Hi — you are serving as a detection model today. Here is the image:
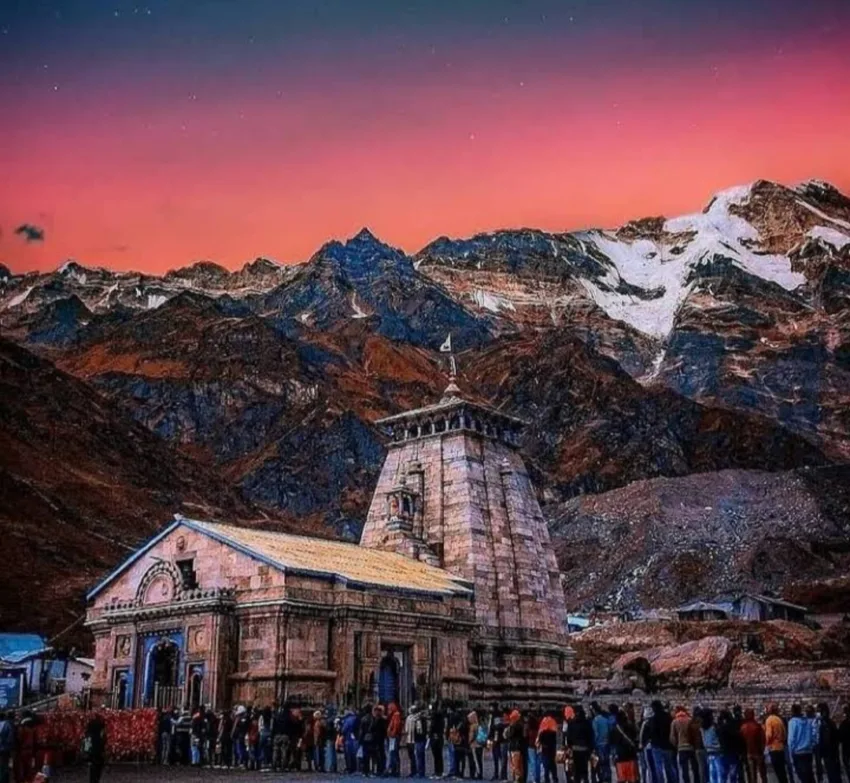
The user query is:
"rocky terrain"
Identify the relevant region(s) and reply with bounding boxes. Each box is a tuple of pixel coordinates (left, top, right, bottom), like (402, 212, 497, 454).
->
(2, 178, 850, 634)
(570, 618, 850, 695)
(550, 467, 850, 612)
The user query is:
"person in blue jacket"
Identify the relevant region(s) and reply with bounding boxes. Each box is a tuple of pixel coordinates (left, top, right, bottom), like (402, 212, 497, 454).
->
(788, 704, 815, 783)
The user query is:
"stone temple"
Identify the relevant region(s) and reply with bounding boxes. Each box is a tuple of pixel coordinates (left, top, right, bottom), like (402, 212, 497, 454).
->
(85, 385, 571, 710)
(361, 383, 571, 703)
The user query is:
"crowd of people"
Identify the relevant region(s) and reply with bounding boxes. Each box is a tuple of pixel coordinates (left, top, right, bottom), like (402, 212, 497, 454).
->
(2, 699, 850, 783)
(156, 699, 850, 783)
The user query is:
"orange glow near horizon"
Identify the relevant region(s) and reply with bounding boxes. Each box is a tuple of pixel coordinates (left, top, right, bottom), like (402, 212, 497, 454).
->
(2, 36, 849, 275)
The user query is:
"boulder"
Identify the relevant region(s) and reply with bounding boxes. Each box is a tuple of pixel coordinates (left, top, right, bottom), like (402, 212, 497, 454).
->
(613, 635, 737, 690)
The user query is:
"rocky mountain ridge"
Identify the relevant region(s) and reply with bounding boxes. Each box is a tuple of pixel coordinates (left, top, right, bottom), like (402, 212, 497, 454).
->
(2, 178, 850, 629)
(0, 337, 284, 638)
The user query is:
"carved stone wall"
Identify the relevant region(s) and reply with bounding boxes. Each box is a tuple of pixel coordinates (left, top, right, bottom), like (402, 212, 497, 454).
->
(361, 405, 568, 643)
(86, 521, 477, 710)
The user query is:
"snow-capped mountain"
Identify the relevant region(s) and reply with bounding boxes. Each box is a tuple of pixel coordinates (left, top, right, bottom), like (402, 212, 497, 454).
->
(4, 179, 848, 345)
(0, 256, 299, 325)
(416, 179, 850, 340)
(3, 178, 850, 632)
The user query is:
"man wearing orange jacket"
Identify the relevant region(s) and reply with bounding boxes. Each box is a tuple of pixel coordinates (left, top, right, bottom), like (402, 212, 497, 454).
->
(765, 705, 789, 783)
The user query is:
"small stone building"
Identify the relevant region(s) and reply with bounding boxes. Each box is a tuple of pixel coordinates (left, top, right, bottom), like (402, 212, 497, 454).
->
(85, 386, 572, 709)
(677, 594, 808, 625)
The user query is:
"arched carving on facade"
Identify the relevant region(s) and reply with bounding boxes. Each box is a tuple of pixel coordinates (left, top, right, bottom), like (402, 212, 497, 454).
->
(136, 560, 182, 606)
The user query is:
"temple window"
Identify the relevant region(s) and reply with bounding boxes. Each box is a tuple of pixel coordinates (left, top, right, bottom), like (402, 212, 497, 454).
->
(176, 558, 197, 590)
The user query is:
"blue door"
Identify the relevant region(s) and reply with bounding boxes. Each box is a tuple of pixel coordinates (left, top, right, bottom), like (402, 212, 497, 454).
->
(378, 654, 399, 705)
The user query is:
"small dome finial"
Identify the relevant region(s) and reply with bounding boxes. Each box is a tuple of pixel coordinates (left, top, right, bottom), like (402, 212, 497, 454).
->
(441, 381, 462, 403)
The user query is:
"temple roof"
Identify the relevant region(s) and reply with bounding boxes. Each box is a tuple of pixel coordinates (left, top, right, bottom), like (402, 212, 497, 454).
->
(376, 387, 526, 429)
(87, 517, 472, 600)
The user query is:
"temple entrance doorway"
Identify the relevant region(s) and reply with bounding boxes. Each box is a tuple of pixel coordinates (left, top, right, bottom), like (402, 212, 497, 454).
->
(146, 638, 180, 707)
(187, 664, 204, 711)
(378, 645, 412, 710)
(112, 669, 131, 709)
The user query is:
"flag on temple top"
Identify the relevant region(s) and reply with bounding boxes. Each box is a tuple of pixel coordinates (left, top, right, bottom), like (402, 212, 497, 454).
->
(439, 334, 452, 353)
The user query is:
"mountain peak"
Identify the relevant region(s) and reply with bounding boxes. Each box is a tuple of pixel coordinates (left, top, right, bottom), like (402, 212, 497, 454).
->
(57, 259, 88, 275)
(351, 227, 379, 243)
(165, 260, 231, 281)
(313, 228, 408, 275)
(243, 256, 282, 271)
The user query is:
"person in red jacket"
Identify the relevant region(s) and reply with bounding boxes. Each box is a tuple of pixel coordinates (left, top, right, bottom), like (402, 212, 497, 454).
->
(740, 709, 767, 783)
(387, 703, 404, 777)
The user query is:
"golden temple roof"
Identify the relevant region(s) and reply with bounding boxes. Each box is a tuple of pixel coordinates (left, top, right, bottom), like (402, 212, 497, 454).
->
(184, 518, 472, 596)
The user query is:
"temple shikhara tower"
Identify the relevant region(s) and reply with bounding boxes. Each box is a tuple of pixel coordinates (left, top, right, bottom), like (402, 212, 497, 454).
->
(84, 375, 571, 710)
(361, 381, 571, 703)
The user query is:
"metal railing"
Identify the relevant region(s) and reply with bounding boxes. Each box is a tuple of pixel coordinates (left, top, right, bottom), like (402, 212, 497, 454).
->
(149, 684, 184, 710)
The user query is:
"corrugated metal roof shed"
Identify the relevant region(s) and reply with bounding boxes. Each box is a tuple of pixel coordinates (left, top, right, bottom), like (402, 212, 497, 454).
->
(0, 633, 47, 661)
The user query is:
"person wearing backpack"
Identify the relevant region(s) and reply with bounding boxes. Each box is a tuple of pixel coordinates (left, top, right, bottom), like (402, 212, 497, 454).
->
(470, 710, 487, 780)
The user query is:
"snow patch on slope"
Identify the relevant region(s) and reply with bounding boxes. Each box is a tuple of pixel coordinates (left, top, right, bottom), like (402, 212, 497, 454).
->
(577, 185, 806, 338)
(146, 294, 168, 309)
(808, 226, 850, 250)
(797, 200, 850, 230)
(350, 292, 368, 319)
(471, 289, 516, 313)
(96, 283, 119, 310)
(577, 230, 691, 339)
(5, 286, 35, 309)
